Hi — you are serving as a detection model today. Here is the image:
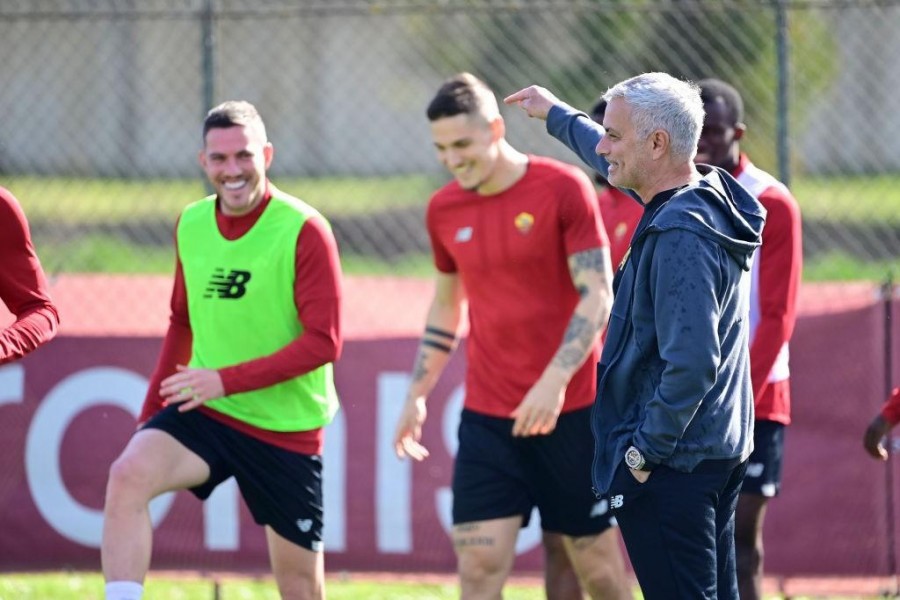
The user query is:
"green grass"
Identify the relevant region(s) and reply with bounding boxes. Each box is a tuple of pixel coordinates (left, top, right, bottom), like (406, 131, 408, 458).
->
(6, 172, 900, 225)
(10, 173, 899, 280)
(804, 252, 898, 283)
(0, 572, 543, 600)
(0, 571, 888, 599)
(7, 173, 441, 224)
(791, 173, 900, 224)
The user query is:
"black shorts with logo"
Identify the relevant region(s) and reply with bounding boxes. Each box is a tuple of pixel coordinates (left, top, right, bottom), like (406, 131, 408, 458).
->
(143, 404, 324, 551)
(741, 419, 786, 497)
(452, 406, 616, 537)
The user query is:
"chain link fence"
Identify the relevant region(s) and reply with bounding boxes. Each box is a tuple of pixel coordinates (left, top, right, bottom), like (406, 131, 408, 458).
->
(1, 0, 900, 589)
(1, 0, 898, 290)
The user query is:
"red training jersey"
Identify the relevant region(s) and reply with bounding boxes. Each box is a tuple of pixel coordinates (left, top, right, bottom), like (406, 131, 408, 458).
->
(596, 185, 643, 271)
(735, 154, 803, 424)
(139, 184, 343, 454)
(427, 155, 609, 417)
(0, 187, 60, 364)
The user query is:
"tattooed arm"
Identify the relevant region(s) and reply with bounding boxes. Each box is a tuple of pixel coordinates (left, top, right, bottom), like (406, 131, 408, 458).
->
(511, 246, 614, 437)
(393, 271, 465, 460)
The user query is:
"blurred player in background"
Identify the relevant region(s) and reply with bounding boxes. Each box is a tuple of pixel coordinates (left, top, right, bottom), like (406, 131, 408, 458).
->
(394, 73, 632, 600)
(863, 387, 900, 460)
(540, 94, 643, 600)
(696, 78, 803, 600)
(0, 186, 59, 364)
(101, 101, 342, 600)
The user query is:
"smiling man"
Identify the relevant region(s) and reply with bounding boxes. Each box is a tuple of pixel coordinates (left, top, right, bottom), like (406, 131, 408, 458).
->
(101, 101, 343, 600)
(505, 73, 766, 600)
(393, 73, 631, 600)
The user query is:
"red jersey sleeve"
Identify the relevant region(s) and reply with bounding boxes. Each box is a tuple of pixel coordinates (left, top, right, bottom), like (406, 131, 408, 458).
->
(218, 216, 343, 394)
(558, 168, 608, 257)
(0, 188, 60, 365)
(882, 388, 900, 426)
(139, 230, 192, 424)
(750, 186, 802, 400)
(427, 191, 457, 274)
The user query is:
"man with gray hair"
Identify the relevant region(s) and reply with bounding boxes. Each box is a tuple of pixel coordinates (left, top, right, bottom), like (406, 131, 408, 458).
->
(505, 73, 765, 599)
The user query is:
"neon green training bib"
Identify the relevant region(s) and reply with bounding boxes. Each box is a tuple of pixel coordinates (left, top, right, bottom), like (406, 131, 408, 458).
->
(176, 189, 339, 432)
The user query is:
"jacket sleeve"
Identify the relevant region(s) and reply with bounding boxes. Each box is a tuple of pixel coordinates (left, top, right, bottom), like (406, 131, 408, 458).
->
(546, 103, 612, 179)
(634, 230, 723, 461)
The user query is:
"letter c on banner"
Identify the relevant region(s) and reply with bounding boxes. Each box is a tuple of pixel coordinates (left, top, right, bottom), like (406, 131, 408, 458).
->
(24, 367, 175, 547)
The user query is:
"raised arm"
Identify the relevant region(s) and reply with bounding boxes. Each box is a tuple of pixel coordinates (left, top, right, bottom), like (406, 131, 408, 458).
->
(394, 271, 465, 460)
(504, 85, 612, 179)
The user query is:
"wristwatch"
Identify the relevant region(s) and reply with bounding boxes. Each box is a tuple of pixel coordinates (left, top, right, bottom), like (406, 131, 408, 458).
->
(625, 445, 653, 471)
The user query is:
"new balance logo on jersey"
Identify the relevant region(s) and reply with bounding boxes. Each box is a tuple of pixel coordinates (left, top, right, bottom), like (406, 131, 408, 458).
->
(590, 499, 609, 518)
(610, 494, 624, 509)
(204, 268, 251, 299)
(454, 226, 473, 242)
(746, 462, 765, 478)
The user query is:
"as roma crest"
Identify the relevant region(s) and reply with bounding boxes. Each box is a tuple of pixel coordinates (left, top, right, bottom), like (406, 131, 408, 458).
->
(514, 211, 535, 234)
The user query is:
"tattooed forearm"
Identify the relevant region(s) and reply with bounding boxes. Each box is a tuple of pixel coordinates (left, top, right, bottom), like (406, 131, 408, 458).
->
(554, 314, 595, 369)
(571, 247, 606, 273)
(411, 349, 429, 383)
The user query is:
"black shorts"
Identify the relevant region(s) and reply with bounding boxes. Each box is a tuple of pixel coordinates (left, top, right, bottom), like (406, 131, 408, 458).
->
(143, 405, 324, 551)
(741, 419, 785, 497)
(452, 407, 616, 537)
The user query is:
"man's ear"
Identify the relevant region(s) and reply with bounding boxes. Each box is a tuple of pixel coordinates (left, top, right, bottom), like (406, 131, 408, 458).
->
(490, 116, 506, 142)
(734, 122, 747, 142)
(263, 142, 275, 169)
(650, 129, 669, 159)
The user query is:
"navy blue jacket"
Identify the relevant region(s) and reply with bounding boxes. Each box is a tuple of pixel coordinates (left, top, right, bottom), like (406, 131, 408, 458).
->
(547, 104, 766, 494)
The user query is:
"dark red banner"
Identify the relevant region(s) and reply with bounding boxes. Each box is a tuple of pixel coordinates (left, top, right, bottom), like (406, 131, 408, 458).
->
(0, 281, 898, 577)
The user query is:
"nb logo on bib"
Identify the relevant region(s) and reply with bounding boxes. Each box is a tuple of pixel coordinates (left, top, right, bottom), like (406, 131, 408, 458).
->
(205, 268, 252, 299)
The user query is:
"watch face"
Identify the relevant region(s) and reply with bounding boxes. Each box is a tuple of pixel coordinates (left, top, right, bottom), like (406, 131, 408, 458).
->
(625, 446, 642, 469)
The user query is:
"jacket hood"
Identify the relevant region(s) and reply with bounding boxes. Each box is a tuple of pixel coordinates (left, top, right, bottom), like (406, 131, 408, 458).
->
(647, 165, 766, 270)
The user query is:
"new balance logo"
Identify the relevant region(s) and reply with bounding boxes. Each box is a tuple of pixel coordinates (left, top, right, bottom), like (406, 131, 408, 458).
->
(610, 494, 624, 509)
(590, 499, 609, 517)
(746, 462, 765, 478)
(204, 268, 251, 299)
(454, 226, 473, 242)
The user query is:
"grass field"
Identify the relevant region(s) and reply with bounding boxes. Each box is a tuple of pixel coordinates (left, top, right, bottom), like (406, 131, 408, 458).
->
(7, 172, 900, 223)
(0, 571, 893, 599)
(0, 572, 544, 600)
(7, 173, 899, 281)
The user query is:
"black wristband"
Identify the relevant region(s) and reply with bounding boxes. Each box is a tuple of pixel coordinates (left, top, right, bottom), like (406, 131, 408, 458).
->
(422, 339, 453, 353)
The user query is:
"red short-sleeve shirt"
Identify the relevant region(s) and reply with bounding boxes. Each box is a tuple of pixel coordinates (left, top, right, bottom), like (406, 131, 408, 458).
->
(427, 156, 608, 417)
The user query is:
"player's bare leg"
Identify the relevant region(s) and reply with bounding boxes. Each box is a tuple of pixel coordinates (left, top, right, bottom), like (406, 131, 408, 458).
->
(543, 531, 585, 600)
(266, 526, 325, 600)
(453, 516, 520, 600)
(735, 493, 768, 600)
(565, 529, 633, 599)
(102, 429, 210, 584)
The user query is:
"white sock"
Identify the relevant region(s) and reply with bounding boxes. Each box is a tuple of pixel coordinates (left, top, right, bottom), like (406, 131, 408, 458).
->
(105, 581, 143, 600)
